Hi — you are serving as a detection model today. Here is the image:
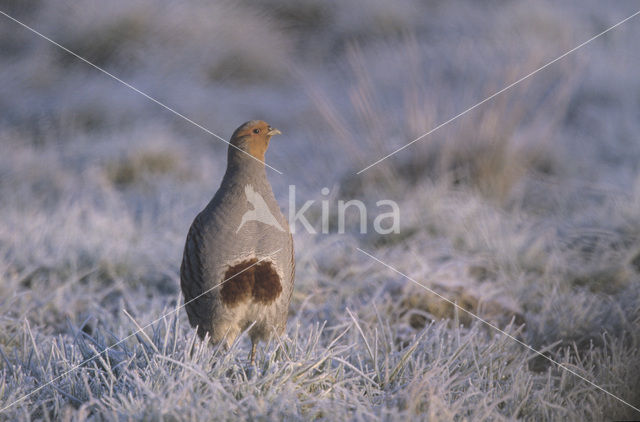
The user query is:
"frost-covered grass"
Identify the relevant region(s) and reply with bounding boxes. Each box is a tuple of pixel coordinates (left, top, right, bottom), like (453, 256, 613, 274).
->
(1, 0, 640, 420)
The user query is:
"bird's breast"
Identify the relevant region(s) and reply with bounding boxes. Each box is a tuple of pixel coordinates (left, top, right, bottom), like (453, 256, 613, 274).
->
(220, 257, 283, 308)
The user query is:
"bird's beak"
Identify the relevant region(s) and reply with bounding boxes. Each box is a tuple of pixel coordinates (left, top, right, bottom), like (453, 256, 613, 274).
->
(267, 128, 282, 136)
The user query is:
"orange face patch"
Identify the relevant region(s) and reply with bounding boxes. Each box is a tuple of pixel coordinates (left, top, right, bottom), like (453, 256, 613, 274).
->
(221, 259, 283, 307)
(246, 138, 270, 161)
(229, 120, 280, 162)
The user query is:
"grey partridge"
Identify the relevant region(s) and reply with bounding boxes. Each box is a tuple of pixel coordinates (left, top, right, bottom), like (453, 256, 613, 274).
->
(180, 120, 295, 365)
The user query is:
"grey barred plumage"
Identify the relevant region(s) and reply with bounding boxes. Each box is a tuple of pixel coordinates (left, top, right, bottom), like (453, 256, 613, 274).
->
(180, 120, 294, 365)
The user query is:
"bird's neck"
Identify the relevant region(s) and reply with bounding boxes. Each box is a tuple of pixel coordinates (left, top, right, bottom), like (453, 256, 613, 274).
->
(222, 153, 269, 189)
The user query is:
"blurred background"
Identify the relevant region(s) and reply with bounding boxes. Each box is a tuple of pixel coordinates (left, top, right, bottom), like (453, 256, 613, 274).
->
(1, 0, 639, 419)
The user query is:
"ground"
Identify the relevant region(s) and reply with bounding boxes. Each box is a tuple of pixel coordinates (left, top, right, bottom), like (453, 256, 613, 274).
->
(1, 0, 639, 420)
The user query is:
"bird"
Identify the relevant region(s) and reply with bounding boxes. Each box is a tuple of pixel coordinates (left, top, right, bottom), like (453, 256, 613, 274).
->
(180, 120, 295, 366)
(236, 184, 285, 234)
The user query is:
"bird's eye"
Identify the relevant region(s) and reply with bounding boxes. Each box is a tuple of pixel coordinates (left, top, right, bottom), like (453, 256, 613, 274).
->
(253, 129, 260, 134)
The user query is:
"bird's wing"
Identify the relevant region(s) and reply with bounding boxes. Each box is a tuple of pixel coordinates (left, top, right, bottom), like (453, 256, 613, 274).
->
(180, 213, 216, 334)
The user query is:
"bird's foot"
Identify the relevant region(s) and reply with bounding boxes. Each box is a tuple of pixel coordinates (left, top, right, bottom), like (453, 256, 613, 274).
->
(246, 342, 258, 379)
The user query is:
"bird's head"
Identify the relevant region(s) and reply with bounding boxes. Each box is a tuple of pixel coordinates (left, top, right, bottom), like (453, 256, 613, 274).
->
(229, 120, 281, 162)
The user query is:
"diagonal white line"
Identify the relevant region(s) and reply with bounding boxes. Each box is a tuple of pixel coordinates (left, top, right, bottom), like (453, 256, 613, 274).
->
(356, 247, 640, 414)
(0, 10, 283, 175)
(357, 9, 640, 175)
(0, 249, 282, 413)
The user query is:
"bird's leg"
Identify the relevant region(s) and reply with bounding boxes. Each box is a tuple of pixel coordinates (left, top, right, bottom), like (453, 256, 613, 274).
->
(249, 341, 257, 367)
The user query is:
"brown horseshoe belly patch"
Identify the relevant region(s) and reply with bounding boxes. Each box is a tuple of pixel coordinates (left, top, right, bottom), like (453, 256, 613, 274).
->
(220, 258, 282, 307)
